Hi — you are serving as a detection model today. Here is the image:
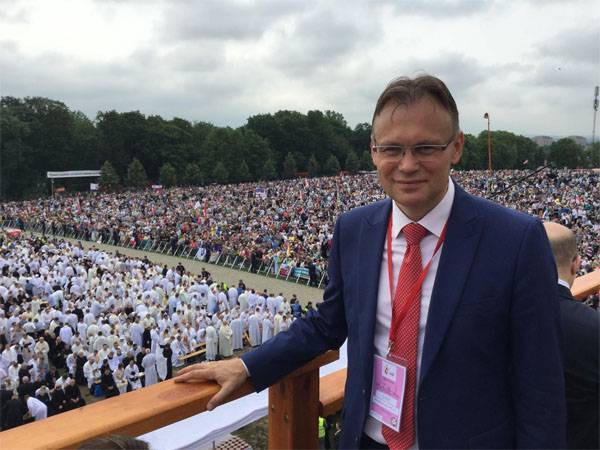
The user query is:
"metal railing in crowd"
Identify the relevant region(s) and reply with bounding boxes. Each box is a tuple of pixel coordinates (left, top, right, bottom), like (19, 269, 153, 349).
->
(1, 219, 328, 289)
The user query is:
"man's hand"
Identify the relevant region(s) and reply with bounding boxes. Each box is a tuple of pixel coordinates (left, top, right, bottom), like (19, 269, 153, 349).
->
(174, 358, 249, 411)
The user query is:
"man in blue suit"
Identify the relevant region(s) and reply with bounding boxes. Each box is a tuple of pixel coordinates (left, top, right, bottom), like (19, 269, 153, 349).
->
(176, 75, 565, 448)
(544, 222, 599, 449)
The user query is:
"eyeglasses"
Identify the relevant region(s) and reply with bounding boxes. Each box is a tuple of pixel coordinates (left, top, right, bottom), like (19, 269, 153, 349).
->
(371, 135, 456, 162)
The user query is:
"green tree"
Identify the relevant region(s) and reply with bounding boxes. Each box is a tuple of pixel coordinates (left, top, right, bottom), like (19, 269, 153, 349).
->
(350, 122, 372, 156)
(548, 138, 585, 168)
(126, 158, 148, 188)
(282, 152, 297, 178)
(99, 161, 120, 190)
(97, 110, 148, 180)
(344, 150, 360, 173)
(237, 128, 274, 179)
(212, 161, 229, 183)
(238, 160, 251, 182)
(182, 163, 203, 185)
(307, 154, 320, 177)
(159, 163, 177, 187)
(360, 151, 374, 171)
(455, 133, 484, 170)
(583, 142, 600, 168)
(324, 154, 341, 175)
(263, 158, 277, 180)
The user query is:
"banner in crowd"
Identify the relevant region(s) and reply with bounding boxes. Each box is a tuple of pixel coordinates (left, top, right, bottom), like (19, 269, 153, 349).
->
(291, 267, 310, 280)
(255, 187, 267, 199)
(46, 170, 101, 179)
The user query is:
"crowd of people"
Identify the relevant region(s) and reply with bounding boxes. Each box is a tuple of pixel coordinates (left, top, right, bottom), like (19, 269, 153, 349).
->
(0, 168, 597, 433)
(0, 236, 312, 430)
(0, 169, 598, 284)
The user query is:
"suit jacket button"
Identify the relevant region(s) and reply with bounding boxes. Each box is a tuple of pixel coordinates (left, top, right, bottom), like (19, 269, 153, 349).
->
(362, 388, 366, 395)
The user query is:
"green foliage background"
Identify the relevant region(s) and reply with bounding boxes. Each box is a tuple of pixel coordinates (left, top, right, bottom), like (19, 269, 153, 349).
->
(1, 96, 597, 200)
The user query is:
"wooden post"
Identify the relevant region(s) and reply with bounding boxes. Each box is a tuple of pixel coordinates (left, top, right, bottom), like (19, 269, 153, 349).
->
(267, 351, 338, 449)
(269, 369, 319, 449)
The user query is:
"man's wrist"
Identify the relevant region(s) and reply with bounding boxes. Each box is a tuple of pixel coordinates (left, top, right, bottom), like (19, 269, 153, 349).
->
(238, 357, 251, 377)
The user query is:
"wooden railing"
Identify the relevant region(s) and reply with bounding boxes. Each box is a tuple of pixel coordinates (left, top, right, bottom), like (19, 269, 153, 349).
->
(0, 351, 338, 450)
(571, 270, 600, 300)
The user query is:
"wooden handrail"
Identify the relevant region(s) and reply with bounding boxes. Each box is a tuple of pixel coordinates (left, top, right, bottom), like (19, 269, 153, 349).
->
(571, 270, 600, 300)
(319, 368, 347, 418)
(0, 351, 338, 450)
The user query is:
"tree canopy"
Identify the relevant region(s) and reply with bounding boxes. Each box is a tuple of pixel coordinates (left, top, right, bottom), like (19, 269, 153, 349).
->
(1, 95, 595, 201)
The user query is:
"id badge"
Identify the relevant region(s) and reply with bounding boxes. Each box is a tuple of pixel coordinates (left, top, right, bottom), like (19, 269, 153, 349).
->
(368, 354, 407, 432)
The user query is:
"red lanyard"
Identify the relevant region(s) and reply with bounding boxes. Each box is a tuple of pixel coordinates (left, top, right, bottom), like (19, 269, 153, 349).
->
(386, 215, 448, 348)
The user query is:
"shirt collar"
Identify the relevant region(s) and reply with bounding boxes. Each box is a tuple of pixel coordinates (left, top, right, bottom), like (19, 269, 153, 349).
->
(392, 177, 455, 239)
(557, 278, 570, 289)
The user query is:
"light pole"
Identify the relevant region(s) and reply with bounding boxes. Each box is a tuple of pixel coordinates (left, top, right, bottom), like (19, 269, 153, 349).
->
(483, 112, 492, 172)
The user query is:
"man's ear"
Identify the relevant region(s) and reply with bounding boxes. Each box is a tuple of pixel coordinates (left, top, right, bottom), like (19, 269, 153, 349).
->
(570, 254, 581, 277)
(450, 131, 464, 165)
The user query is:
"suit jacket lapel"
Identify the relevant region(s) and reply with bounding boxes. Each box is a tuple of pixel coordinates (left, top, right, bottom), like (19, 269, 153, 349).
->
(419, 185, 484, 385)
(357, 199, 391, 379)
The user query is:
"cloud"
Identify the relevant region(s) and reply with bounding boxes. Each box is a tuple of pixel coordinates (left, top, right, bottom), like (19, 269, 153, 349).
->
(0, 0, 29, 23)
(537, 26, 600, 66)
(159, 0, 306, 42)
(380, 0, 495, 18)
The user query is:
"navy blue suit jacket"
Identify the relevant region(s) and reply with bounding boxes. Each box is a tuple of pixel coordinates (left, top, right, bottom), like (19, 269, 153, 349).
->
(242, 184, 566, 449)
(558, 284, 599, 449)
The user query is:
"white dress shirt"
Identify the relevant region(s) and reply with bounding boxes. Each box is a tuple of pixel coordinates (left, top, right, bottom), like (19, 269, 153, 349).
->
(365, 179, 455, 444)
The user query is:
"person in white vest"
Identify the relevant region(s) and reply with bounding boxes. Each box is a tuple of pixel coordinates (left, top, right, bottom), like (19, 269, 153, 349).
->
(205, 324, 218, 361)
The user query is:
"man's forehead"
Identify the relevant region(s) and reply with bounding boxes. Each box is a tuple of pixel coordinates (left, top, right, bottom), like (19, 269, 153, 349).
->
(372, 96, 453, 139)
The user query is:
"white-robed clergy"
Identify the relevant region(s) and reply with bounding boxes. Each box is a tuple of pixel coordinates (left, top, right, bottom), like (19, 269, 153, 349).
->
(248, 311, 261, 347)
(218, 321, 234, 357)
(231, 317, 243, 351)
(273, 312, 283, 335)
(205, 324, 218, 361)
(124, 360, 142, 390)
(261, 315, 273, 344)
(170, 337, 184, 368)
(113, 365, 128, 394)
(155, 346, 168, 381)
(141, 349, 158, 386)
(83, 356, 97, 390)
(26, 394, 48, 421)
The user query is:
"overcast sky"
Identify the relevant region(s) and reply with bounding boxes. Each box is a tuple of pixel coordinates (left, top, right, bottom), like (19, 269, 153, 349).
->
(1, 0, 598, 137)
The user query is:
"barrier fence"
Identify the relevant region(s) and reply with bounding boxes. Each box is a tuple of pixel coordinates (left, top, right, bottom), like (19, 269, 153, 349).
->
(0, 220, 328, 289)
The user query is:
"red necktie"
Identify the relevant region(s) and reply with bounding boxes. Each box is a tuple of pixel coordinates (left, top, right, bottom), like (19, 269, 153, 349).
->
(383, 222, 428, 450)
